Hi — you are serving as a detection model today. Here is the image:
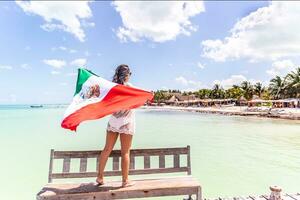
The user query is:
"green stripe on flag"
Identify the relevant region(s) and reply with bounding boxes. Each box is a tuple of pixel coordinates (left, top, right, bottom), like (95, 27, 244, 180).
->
(74, 68, 99, 96)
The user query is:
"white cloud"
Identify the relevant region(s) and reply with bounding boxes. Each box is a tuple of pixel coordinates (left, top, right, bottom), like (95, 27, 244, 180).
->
(0, 65, 12, 70)
(175, 76, 189, 85)
(202, 2, 300, 62)
(175, 76, 203, 91)
(52, 46, 77, 53)
(266, 59, 296, 76)
(43, 59, 66, 68)
(70, 58, 87, 66)
(213, 75, 264, 89)
(213, 75, 247, 89)
(21, 64, 31, 70)
(69, 49, 77, 53)
(197, 62, 205, 69)
(51, 70, 61, 75)
(112, 1, 205, 42)
(16, 1, 93, 42)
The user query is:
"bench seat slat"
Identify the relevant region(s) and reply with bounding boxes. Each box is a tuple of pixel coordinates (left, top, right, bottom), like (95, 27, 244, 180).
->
(37, 176, 200, 200)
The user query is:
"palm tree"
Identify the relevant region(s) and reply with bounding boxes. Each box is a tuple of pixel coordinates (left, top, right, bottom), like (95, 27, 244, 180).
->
(196, 89, 211, 99)
(240, 81, 253, 100)
(210, 84, 225, 99)
(269, 76, 287, 99)
(286, 67, 300, 98)
(225, 87, 243, 99)
(254, 82, 264, 97)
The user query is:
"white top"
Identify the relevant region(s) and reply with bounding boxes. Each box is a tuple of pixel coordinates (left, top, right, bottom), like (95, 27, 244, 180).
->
(106, 82, 135, 135)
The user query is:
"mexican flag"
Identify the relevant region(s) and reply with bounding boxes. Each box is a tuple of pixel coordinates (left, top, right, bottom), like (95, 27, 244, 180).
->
(61, 68, 153, 131)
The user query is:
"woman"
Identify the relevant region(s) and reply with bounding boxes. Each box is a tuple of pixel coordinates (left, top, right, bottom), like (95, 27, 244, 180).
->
(96, 64, 136, 187)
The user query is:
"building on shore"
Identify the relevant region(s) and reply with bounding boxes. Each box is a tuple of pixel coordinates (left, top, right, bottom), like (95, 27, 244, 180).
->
(236, 96, 248, 106)
(155, 92, 300, 109)
(165, 93, 236, 107)
(272, 98, 300, 108)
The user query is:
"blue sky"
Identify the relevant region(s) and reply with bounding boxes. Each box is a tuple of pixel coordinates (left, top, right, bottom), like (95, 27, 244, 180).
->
(1, 1, 300, 104)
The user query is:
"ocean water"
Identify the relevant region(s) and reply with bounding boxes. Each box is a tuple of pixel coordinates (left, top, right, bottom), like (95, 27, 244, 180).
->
(1, 105, 300, 200)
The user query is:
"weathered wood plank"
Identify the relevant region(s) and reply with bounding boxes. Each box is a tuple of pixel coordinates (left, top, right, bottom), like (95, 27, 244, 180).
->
(249, 195, 267, 200)
(79, 157, 87, 172)
(260, 194, 269, 200)
(113, 156, 119, 171)
(286, 193, 300, 200)
(159, 155, 165, 168)
(130, 155, 135, 169)
(48, 149, 54, 183)
(233, 196, 250, 200)
(53, 147, 188, 159)
(62, 158, 70, 173)
(51, 167, 189, 179)
(96, 156, 100, 171)
(37, 176, 200, 200)
(173, 154, 180, 168)
(144, 155, 150, 169)
(187, 145, 191, 175)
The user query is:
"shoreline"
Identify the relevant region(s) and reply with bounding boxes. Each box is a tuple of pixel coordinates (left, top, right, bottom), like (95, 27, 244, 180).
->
(142, 105, 300, 121)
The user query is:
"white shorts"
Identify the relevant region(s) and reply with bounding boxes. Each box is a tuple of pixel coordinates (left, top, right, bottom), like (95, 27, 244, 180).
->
(106, 109, 135, 135)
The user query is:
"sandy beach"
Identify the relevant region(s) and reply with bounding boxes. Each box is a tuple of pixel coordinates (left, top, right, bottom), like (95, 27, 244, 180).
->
(142, 105, 300, 120)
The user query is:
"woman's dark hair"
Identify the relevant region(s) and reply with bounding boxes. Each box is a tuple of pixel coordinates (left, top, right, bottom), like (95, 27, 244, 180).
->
(112, 64, 131, 85)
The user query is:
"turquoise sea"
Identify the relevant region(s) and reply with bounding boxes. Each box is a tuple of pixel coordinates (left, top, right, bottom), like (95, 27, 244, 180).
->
(1, 105, 300, 200)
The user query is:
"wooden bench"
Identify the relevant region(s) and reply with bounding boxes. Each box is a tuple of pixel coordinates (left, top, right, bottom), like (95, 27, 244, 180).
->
(37, 145, 201, 200)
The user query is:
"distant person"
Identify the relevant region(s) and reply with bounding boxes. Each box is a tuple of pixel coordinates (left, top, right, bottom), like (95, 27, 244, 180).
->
(96, 64, 135, 187)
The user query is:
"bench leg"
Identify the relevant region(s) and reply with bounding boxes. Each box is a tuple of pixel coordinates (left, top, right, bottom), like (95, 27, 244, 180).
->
(196, 187, 202, 200)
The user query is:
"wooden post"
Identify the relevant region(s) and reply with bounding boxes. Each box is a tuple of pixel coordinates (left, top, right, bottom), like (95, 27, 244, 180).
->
(187, 145, 191, 175)
(269, 186, 282, 200)
(48, 149, 54, 183)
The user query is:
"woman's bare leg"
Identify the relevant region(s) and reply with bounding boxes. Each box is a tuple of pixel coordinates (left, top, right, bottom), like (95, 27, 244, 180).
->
(120, 133, 133, 184)
(96, 131, 119, 183)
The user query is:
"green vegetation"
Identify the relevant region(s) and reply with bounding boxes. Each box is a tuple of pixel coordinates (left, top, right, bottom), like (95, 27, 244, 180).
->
(153, 67, 300, 102)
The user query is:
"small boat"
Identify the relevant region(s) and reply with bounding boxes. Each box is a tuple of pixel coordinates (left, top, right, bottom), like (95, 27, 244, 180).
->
(30, 105, 43, 108)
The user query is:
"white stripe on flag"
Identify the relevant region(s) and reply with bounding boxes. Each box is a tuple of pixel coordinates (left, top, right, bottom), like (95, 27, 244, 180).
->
(63, 75, 116, 118)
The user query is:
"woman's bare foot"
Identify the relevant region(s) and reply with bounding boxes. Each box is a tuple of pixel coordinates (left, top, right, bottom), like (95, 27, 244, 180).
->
(122, 180, 135, 187)
(96, 177, 104, 185)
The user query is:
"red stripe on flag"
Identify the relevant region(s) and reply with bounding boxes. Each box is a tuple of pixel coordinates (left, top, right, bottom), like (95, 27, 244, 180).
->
(61, 84, 153, 131)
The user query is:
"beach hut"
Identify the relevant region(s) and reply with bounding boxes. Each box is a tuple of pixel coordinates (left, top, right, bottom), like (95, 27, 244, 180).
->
(165, 95, 177, 105)
(272, 98, 300, 108)
(248, 95, 271, 107)
(165, 94, 197, 106)
(237, 96, 247, 106)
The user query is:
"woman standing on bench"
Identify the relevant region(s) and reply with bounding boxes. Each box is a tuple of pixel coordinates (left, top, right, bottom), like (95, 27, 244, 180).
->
(96, 64, 136, 187)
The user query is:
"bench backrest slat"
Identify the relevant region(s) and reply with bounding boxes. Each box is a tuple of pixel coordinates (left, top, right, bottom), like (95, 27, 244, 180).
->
(48, 146, 191, 183)
(159, 155, 165, 168)
(62, 158, 71, 173)
(79, 157, 87, 172)
(112, 156, 119, 171)
(144, 155, 150, 169)
(130, 154, 135, 169)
